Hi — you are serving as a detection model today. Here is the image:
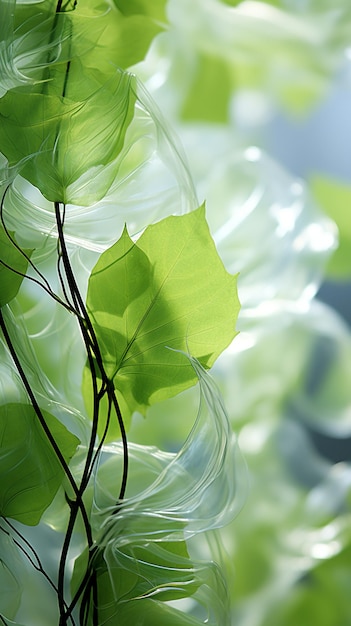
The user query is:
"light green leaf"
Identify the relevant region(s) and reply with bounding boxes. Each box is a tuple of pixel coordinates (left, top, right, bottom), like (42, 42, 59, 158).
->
(181, 54, 232, 123)
(0, 69, 136, 204)
(0, 403, 80, 525)
(310, 175, 351, 279)
(113, 0, 167, 22)
(75, 0, 166, 72)
(0, 225, 32, 307)
(84, 205, 239, 437)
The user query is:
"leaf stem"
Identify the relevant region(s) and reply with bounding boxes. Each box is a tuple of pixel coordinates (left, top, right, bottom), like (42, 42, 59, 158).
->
(0, 186, 76, 315)
(0, 308, 93, 625)
(54, 202, 130, 622)
(0, 521, 76, 626)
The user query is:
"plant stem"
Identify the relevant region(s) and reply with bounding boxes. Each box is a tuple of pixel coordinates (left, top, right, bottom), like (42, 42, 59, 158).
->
(0, 521, 76, 626)
(0, 308, 93, 625)
(54, 203, 130, 623)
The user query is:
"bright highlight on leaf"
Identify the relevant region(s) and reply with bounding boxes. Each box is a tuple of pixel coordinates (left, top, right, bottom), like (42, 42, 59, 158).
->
(84, 205, 240, 436)
(0, 403, 80, 525)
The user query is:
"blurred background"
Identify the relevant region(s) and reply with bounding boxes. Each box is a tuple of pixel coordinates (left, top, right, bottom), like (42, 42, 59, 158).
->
(130, 2, 351, 624)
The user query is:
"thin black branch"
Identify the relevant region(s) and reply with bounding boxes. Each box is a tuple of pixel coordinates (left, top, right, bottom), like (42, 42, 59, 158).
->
(0, 186, 76, 315)
(0, 521, 76, 626)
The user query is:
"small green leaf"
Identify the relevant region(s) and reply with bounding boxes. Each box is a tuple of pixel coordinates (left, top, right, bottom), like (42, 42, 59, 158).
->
(181, 54, 232, 123)
(0, 69, 136, 204)
(84, 205, 239, 438)
(0, 403, 80, 525)
(0, 225, 32, 307)
(310, 174, 351, 279)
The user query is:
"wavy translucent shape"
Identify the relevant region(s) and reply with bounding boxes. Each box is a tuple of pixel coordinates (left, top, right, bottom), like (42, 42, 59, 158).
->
(202, 148, 337, 308)
(0, 76, 198, 408)
(93, 357, 247, 542)
(214, 297, 351, 439)
(305, 461, 351, 523)
(1, 76, 196, 252)
(0, 528, 25, 621)
(283, 460, 351, 565)
(0, 0, 145, 97)
(1, 306, 90, 446)
(218, 413, 351, 626)
(0, 520, 63, 626)
(80, 357, 247, 624)
(0, 0, 74, 96)
(162, 0, 346, 114)
(287, 300, 351, 437)
(97, 538, 230, 625)
(168, 0, 326, 55)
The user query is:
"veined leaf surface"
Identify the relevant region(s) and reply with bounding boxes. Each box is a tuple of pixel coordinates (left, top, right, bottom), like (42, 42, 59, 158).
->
(84, 205, 239, 437)
(0, 69, 136, 204)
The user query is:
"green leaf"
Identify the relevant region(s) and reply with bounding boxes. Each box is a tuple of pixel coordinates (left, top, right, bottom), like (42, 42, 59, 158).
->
(113, 0, 167, 22)
(97, 596, 205, 626)
(0, 225, 32, 307)
(0, 403, 80, 525)
(181, 54, 232, 123)
(0, 69, 136, 204)
(77, 0, 166, 71)
(0, 1, 165, 203)
(72, 543, 204, 626)
(310, 175, 351, 280)
(84, 205, 239, 438)
(97, 14, 163, 70)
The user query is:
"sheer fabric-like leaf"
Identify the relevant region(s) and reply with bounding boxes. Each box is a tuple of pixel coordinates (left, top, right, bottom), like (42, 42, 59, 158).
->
(73, 357, 247, 625)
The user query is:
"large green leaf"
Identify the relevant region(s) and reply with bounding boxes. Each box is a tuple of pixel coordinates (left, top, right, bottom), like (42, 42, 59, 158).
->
(84, 205, 239, 437)
(0, 225, 32, 307)
(0, 403, 80, 525)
